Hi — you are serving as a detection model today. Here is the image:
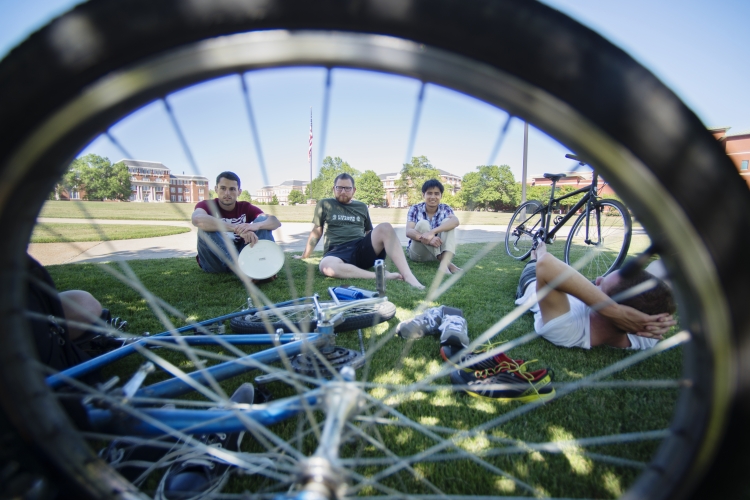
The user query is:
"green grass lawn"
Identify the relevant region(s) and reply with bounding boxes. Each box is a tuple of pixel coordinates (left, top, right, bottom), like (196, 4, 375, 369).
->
(31, 223, 190, 243)
(40, 200, 514, 225)
(47, 240, 678, 498)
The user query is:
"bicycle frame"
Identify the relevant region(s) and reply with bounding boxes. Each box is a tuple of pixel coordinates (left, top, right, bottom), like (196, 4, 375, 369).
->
(531, 172, 602, 243)
(48, 296, 386, 434)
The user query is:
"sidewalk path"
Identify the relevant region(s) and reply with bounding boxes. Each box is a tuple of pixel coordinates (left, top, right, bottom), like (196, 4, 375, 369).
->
(29, 218, 507, 266)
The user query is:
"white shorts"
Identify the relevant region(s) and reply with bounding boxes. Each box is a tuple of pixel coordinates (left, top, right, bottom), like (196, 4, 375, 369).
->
(516, 280, 657, 350)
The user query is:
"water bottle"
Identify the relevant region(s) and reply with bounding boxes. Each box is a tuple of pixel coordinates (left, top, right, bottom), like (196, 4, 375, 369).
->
(374, 259, 385, 297)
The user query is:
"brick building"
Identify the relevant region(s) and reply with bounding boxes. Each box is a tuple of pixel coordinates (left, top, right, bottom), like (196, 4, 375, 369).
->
(527, 171, 615, 196)
(255, 179, 309, 205)
(122, 159, 209, 203)
(378, 169, 462, 207)
(711, 127, 750, 188)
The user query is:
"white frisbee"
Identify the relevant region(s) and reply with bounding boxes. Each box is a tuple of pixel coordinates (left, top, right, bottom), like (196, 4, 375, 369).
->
(237, 240, 285, 280)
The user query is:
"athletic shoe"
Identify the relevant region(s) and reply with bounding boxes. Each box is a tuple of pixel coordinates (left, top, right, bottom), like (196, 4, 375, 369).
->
(162, 383, 256, 499)
(440, 344, 550, 380)
(396, 305, 463, 339)
(449, 361, 554, 403)
(75, 308, 130, 355)
(438, 315, 470, 348)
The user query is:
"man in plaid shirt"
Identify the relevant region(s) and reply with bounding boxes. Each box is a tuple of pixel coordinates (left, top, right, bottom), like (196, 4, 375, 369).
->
(405, 179, 461, 275)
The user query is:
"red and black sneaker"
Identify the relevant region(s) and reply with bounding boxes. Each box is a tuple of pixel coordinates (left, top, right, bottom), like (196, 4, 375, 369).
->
(443, 344, 553, 402)
(441, 344, 547, 377)
(449, 365, 555, 403)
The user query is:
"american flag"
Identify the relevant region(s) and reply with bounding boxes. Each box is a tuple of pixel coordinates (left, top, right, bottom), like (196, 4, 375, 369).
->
(308, 111, 313, 162)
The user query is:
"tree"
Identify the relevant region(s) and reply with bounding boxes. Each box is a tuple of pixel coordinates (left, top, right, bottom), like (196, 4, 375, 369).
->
(238, 190, 252, 202)
(458, 165, 519, 211)
(441, 190, 465, 210)
(395, 156, 440, 206)
(288, 189, 306, 205)
(61, 154, 132, 201)
(356, 170, 386, 206)
(307, 156, 361, 201)
(270, 194, 280, 205)
(209, 189, 217, 199)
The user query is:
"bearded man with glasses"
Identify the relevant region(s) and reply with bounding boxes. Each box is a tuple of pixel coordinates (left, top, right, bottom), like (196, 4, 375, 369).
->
(295, 173, 424, 289)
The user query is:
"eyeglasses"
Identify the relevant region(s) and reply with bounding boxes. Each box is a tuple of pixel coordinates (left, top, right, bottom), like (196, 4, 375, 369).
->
(334, 186, 353, 192)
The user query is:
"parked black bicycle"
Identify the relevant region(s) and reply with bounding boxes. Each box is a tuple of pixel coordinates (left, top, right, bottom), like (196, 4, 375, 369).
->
(505, 154, 632, 280)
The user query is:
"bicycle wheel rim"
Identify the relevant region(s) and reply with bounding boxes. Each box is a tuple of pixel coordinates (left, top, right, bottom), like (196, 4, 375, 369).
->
(505, 201, 544, 260)
(0, 1, 748, 499)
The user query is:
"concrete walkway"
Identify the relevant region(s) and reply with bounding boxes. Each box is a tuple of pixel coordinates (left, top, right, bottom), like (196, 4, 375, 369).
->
(29, 218, 507, 266)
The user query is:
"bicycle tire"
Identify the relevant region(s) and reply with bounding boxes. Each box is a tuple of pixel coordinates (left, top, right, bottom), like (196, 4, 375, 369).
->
(229, 301, 397, 334)
(505, 200, 544, 260)
(563, 199, 632, 280)
(0, 0, 748, 499)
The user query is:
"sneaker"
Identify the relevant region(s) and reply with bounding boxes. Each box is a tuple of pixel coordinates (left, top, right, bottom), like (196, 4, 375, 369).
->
(396, 305, 464, 339)
(450, 365, 555, 403)
(162, 383, 255, 499)
(438, 315, 470, 348)
(75, 308, 130, 355)
(440, 344, 550, 380)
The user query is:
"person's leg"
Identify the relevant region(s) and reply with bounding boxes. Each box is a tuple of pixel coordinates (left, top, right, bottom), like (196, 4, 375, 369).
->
(197, 229, 241, 273)
(319, 255, 402, 280)
(369, 223, 424, 289)
(59, 290, 103, 341)
(436, 226, 460, 273)
(516, 260, 538, 299)
(252, 214, 276, 242)
(408, 220, 439, 262)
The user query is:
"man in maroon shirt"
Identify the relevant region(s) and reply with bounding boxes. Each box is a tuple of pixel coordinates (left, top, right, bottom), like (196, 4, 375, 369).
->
(192, 172, 281, 273)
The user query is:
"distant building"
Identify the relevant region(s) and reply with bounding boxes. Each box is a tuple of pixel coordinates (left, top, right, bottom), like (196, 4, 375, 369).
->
(526, 171, 615, 196)
(711, 126, 750, 188)
(379, 169, 462, 207)
(255, 180, 309, 205)
(122, 159, 209, 203)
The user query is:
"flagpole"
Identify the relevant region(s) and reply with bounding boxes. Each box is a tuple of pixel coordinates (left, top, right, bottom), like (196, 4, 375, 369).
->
(308, 107, 313, 203)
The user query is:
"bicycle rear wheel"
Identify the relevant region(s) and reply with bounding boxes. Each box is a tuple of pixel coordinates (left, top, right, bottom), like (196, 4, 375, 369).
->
(229, 301, 397, 334)
(564, 199, 632, 280)
(1, 1, 749, 499)
(505, 200, 544, 260)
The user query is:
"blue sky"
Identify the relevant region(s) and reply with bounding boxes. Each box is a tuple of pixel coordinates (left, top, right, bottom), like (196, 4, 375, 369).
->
(2, 0, 748, 195)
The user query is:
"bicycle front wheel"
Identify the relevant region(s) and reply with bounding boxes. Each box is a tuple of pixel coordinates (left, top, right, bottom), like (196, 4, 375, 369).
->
(564, 199, 632, 280)
(229, 301, 397, 333)
(505, 200, 544, 260)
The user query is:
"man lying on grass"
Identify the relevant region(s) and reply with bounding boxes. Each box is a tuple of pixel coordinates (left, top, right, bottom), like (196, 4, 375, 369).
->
(439, 241, 676, 402)
(516, 241, 676, 350)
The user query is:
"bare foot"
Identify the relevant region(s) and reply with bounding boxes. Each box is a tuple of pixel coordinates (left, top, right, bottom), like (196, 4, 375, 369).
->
(448, 263, 462, 274)
(385, 271, 404, 281)
(403, 274, 425, 290)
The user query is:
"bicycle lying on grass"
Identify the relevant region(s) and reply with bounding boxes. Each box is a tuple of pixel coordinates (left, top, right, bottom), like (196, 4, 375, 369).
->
(2, 0, 750, 498)
(506, 154, 632, 280)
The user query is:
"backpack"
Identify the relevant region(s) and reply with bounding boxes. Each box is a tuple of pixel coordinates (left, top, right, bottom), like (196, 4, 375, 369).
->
(25, 255, 92, 372)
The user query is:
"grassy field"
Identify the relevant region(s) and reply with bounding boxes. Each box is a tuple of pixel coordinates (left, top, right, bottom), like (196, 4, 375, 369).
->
(40, 200, 513, 225)
(31, 223, 190, 243)
(47, 239, 677, 498)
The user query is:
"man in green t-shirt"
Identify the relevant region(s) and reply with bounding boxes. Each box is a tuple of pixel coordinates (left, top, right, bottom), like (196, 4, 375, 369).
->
(295, 174, 424, 289)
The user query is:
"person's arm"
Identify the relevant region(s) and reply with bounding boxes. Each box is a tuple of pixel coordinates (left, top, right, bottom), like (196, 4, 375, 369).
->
(235, 214, 281, 236)
(192, 208, 234, 232)
(535, 242, 674, 337)
(405, 221, 421, 241)
(294, 225, 324, 259)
